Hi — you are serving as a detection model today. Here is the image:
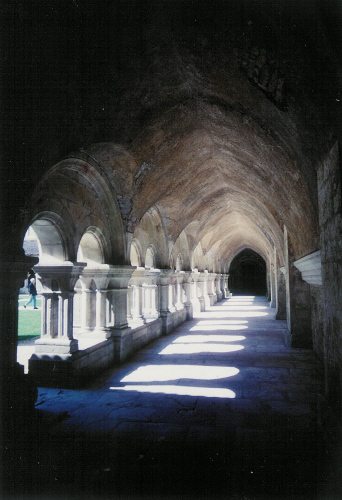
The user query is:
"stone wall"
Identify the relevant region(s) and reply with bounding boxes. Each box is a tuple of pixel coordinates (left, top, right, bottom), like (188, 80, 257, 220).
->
(318, 142, 342, 413)
(310, 286, 324, 363)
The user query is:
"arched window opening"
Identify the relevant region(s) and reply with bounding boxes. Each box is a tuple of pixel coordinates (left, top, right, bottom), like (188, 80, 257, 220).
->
(29, 219, 65, 264)
(130, 241, 141, 267)
(176, 254, 183, 271)
(145, 246, 155, 269)
(229, 249, 267, 295)
(77, 231, 104, 265)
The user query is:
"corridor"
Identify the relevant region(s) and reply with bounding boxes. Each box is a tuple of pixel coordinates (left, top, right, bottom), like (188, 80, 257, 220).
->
(13, 296, 325, 500)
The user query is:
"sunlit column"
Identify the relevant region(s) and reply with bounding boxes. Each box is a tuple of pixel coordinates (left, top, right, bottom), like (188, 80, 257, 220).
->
(129, 283, 143, 326)
(142, 283, 159, 321)
(220, 274, 225, 298)
(80, 289, 94, 332)
(183, 271, 193, 320)
(197, 272, 206, 311)
(208, 273, 217, 306)
(215, 274, 222, 301)
(191, 269, 201, 314)
(95, 289, 110, 338)
(175, 271, 185, 311)
(158, 269, 175, 335)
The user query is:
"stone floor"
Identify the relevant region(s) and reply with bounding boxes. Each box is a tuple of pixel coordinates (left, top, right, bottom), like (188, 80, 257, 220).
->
(10, 296, 327, 499)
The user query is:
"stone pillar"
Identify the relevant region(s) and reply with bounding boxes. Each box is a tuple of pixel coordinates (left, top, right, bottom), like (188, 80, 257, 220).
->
(224, 273, 231, 297)
(220, 274, 226, 298)
(283, 227, 312, 347)
(0, 258, 39, 497)
(29, 262, 86, 386)
(95, 289, 110, 337)
(175, 271, 185, 311)
(32, 263, 86, 356)
(142, 269, 160, 321)
(269, 248, 277, 308)
(276, 267, 287, 320)
(215, 274, 223, 301)
(183, 271, 194, 320)
(190, 270, 201, 314)
(158, 269, 175, 335)
(0, 258, 39, 409)
(107, 266, 135, 363)
(208, 273, 217, 305)
(197, 272, 206, 311)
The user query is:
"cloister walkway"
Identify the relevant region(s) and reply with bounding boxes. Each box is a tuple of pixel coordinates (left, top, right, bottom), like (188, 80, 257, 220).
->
(14, 296, 325, 499)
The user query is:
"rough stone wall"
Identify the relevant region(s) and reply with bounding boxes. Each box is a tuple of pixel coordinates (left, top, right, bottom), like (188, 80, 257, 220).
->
(310, 286, 324, 363)
(318, 142, 342, 412)
(276, 271, 286, 320)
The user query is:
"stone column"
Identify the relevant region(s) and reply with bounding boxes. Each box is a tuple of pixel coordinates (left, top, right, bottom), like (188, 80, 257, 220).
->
(0, 258, 39, 497)
(269, 249, 277, 308)
(158, 269, 175, 335)
(190, 270, 201, 314)
(276, 267, 287, 320)
(283, 226, 312, 347)
(29, 262, 86, 386)
(107, 266, 135, 363)
(215, 274, 223, 301)
(128, 270, 144, 327)
(175, 271, 185, 311)
(0, 258, 39, 410)
(183, 271, 193, 320)
(208, 273, 217, 306)
(33, 263, 86, 356)
(197, 272, 206, 311)
(220, 274, 226, 298)
(92, 267, 113, 339)
(225, 273, 232, 298)
(142, 269, 160, 322)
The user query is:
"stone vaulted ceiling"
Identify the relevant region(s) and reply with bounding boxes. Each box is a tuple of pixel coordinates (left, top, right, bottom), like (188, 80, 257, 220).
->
(4, 0, 339, 264)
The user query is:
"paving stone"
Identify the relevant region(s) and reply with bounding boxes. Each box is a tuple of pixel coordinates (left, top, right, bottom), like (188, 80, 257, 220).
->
(26, 296, 324, 498)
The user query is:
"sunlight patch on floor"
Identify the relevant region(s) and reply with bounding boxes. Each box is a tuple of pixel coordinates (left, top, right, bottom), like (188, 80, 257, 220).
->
(121, 365, 239, 382)
(110, 384, 236, 398)
(175, 334, 246, 342)
(159, 343, 244, 355)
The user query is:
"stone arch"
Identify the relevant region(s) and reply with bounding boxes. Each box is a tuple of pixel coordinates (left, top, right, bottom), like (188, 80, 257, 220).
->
(191, 242, 205, 271)
(77, 227, 106, 265)
(28, 156, 126, 265)
(176, 254, 183, 271)
(145, 245, 157, 269)
(172, 230, 191, 271)
(229, 248, 267, 295)
(130, 239, 142, 267)
(27, 212, 70, 264)
(132, 205, 169, 269)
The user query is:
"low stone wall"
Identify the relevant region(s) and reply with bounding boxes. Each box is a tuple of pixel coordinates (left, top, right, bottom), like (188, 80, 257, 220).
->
(29, 309, 188, 387)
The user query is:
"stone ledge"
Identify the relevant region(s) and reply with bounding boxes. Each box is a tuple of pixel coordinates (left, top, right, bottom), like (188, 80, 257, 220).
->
(294, 251, 322, 286)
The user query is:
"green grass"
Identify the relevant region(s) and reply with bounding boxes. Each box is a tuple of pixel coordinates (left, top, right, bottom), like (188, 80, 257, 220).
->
(18, 295, 42, 341)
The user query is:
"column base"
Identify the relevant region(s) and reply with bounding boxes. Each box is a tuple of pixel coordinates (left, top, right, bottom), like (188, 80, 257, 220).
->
(199, 297, 206, 312)
(29, 354, 75, 388)
(185, 302, 193, 321)
(110, 326, 133, 363)
(34, 337, 79, 354)
(160, 311, 174, 335)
